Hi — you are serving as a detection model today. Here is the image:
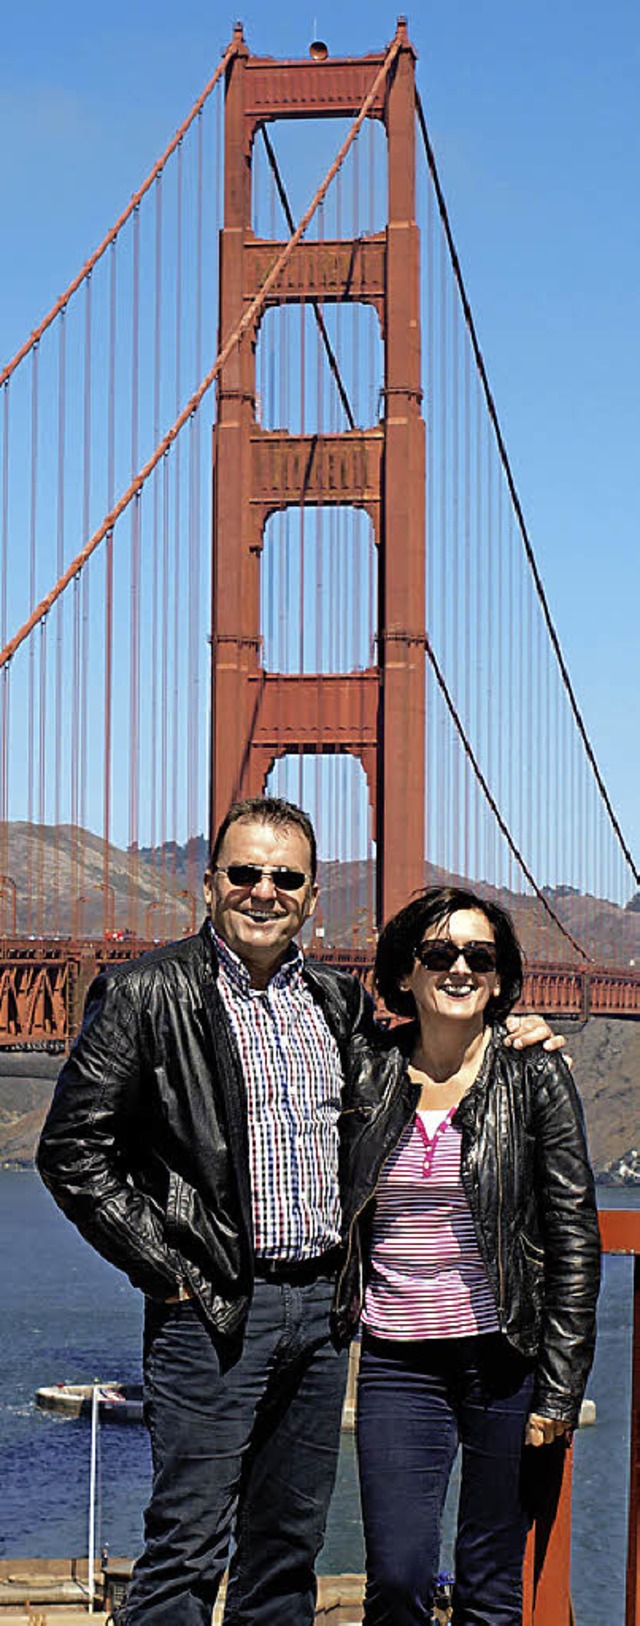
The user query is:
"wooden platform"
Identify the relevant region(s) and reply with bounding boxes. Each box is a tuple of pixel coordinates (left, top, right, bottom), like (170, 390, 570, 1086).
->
(0, 1561, 365, 1622)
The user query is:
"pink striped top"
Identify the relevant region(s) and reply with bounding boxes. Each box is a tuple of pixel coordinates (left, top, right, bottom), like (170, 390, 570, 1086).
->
(362, 1108, 499, 1340)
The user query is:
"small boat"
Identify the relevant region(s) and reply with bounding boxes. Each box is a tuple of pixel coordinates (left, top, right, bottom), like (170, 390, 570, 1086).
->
(35, 1380, 143, 1424)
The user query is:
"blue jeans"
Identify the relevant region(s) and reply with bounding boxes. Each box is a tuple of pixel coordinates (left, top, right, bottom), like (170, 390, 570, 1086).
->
(357, 1332, 535, 1626)
(123, 1276, 348, 1625)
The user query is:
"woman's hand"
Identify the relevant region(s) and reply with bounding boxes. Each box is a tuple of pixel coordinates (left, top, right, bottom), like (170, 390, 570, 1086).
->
(525, 1412, 572, 1448)
(504, 1014, 567, 1053)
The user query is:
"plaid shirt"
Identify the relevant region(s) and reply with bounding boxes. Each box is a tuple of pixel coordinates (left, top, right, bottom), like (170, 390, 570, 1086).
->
(213, 929, 344, 1260)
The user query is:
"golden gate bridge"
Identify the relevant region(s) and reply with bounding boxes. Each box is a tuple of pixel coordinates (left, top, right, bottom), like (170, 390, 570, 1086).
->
(1, 19, 639, 1047)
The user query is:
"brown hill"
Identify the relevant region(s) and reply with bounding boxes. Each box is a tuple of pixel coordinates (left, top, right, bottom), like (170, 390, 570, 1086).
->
(551, 1017, 640, 1170)
(3, 824, 640, 963)
(0, 822, 203, 937)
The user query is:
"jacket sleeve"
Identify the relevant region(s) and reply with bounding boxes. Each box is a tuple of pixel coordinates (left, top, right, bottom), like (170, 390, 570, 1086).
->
(36, 971, 182, 1300)
(530, 1053, 601, 1425)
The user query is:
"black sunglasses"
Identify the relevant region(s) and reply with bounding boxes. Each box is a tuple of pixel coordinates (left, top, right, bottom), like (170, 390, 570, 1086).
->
(414, 939, 497, 974)
(215, 863, 310, 893)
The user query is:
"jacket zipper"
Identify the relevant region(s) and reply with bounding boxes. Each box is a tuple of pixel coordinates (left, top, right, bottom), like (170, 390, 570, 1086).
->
(335, 1081, 419, 1315)
(496, 1116, 505, 1321)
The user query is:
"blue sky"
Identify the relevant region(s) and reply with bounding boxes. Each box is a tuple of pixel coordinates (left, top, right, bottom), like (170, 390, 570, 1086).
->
(1, 0, 639, 864)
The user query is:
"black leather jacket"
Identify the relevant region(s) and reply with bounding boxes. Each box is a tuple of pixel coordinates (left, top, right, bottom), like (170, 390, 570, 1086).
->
(335, 1021, 601, 1427)
(37, 926, 379, 1340)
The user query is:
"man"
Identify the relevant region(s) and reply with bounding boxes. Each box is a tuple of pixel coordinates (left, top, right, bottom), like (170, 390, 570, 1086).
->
(37, 796, 561, 1625)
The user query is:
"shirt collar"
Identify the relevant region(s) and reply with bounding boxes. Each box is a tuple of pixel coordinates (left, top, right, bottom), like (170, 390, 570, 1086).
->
(210, 922, 304, 995)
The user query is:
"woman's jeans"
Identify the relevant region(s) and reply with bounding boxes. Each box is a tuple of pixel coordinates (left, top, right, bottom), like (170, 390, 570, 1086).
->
(122, 1276, 348, 1626)
(357, 1331, 535, 1626)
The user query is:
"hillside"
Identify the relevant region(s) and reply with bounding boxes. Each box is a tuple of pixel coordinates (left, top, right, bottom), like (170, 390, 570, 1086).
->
(2, 824, 640, 961)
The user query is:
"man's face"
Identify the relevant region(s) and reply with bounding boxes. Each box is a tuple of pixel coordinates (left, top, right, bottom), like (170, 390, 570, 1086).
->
(203, 818, 319, 987)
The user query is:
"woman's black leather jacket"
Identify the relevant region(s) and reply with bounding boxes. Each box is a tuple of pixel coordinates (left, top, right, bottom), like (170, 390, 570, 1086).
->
(334, 1023, 601, 1428)
(36, 926, 381, 1340)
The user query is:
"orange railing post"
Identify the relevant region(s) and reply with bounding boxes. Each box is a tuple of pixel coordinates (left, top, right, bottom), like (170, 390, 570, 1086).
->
(522, 1446, 573, 1625)
(522, 1209, 640, 1626)
(626, 1251, 640, 1626)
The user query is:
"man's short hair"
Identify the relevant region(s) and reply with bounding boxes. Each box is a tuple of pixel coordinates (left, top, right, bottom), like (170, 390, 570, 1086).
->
(209, 797, 318, 881)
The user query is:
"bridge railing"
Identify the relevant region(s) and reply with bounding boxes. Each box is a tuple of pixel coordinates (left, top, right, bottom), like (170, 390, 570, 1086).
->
(1, 941, 640, 1047)
(524, 1208, 640, 1625)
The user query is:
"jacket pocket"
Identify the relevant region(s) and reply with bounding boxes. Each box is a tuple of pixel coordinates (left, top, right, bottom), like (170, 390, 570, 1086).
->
(516, 1232, 545, 1342)
(165, 1170, 192, 1239)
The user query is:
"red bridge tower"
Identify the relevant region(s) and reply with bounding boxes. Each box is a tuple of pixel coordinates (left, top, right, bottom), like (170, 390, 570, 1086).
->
(211, 22, 426, 923)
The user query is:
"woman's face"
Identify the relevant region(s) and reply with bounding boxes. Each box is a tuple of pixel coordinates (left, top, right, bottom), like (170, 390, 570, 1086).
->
(402, 907, 502, 1028)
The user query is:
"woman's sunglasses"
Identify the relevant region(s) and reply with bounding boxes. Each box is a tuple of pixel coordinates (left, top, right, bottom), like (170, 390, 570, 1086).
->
(214, 863, 310, 893)
(414, 940, 497, 974)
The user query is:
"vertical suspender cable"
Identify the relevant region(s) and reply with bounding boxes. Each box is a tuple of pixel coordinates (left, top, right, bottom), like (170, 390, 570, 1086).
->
(53, 312, 66, 935)
(534, 607, 543, 955)
(495, 440, 504, 888)
(526, 542, 537, 955)
(37, 618, 47, 935)
(506, 507, 515, 896)
(367, 108, 376, 928)
(27, 347, 39, 934)
(555, 656, 563, 905)
(298, 299, 306, 815)
(424, 174, 434, 874)
(103, 242, 117, 936)
(474, 375, 482, 886)
(315, 196, 324, 925)
(350, 144, 358, 922)
(518, 511, 527, 921)
(80, 274, 93, 922)
(129, 210, 141, 933)
(485, 411, 494, 883)
(161, 452, 170, 909)
(437, 234, 447, 882)
(333, 168, 342, 916)
(451, 284, 460, 879)
(150, 176, 163, 887)
(543, 604, 551, 901)
(171, 143, 184, 934)
(463, 340, 471, 889)
(187, 112, 205, 914)
(355, 136, 364, 913)
(0, 385, 8, 897)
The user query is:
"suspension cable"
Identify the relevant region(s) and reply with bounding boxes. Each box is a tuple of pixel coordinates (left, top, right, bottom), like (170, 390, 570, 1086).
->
(0, 25, 403, 673)
(415, 89, 639, 888)
(423, 633, 592, 962)
(0, 30, 242, 389)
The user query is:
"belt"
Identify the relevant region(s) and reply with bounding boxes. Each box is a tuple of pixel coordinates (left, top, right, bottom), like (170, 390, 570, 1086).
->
(253, 1246, 341, 1285)
(164, 1246, 342, 1305)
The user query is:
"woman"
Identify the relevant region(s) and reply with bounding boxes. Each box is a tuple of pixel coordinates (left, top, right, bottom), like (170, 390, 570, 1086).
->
(338, 886, 600, 1626)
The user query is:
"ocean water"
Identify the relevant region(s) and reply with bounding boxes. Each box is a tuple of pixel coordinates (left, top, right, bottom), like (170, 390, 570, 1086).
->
(0, 1169, 636, 1622)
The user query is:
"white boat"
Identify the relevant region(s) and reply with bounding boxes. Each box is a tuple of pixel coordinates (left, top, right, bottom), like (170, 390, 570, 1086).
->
(35, 1380, 143, 1424)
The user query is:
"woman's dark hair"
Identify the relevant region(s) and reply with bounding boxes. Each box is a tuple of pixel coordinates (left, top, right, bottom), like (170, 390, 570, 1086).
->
(374, 885, 523, 1024)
